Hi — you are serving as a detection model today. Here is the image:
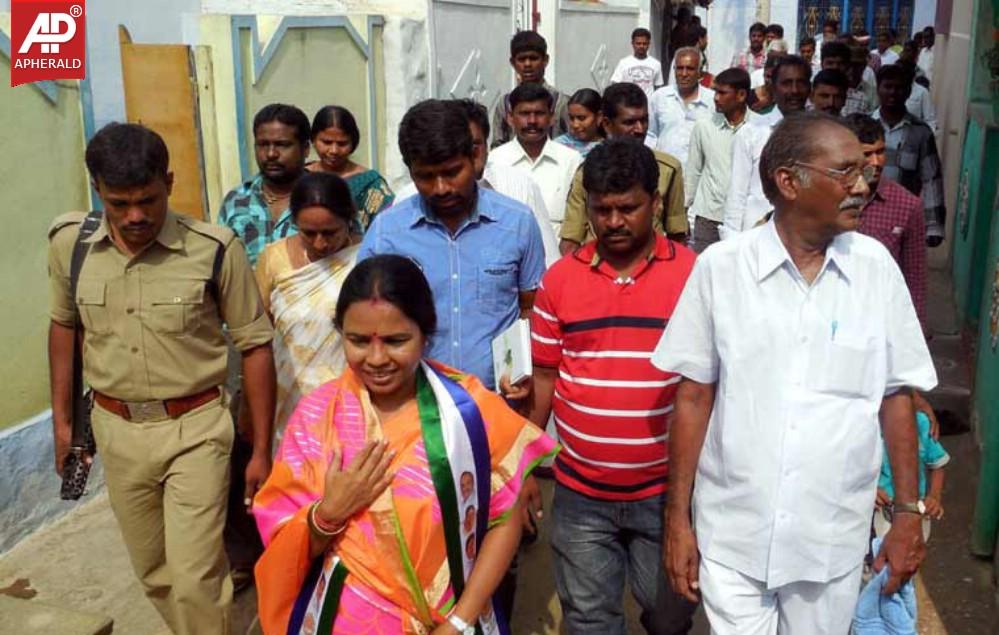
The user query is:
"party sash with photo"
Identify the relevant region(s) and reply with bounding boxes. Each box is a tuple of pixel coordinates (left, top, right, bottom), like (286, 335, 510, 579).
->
(418, 361, 508, 635)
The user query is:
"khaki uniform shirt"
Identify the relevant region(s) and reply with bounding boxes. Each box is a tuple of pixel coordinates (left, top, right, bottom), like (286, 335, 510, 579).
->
(48, 211, 273, 402)
(559, 149, 688, 244)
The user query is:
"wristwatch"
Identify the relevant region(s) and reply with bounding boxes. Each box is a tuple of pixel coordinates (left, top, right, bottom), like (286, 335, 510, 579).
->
(447, 613, 475, 635)
(893, 501, 924, 515)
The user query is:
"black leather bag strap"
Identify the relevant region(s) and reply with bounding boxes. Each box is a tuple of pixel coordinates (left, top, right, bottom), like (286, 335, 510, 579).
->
(207, 241, 225, 309)
(68, 211, 103, 448)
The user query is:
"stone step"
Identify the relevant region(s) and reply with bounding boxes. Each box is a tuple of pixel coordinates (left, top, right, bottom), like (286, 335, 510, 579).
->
(0, 595, 113, 634)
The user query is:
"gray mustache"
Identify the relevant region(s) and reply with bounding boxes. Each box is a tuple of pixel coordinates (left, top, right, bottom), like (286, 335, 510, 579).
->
(839, 196, 867, 210)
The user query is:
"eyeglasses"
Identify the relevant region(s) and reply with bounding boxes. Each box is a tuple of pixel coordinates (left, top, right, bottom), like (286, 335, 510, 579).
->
(793, 162, 877, 187)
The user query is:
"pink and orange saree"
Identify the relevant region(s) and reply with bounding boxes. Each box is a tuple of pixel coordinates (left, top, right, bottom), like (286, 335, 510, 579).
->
(253, 360, 557, 634)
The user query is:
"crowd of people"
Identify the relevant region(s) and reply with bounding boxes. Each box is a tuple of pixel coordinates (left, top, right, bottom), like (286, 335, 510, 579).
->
(46, 13, 951, 635)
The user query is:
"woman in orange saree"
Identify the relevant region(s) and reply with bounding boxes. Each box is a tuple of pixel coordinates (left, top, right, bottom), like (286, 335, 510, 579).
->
(253, 255, 557, 635)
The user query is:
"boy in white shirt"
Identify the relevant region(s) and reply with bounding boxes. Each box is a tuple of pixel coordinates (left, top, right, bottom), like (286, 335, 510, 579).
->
(610, 27, 664, 99)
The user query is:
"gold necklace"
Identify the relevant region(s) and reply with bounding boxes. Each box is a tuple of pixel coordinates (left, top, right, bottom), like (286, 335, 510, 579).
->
(261, 183, 290, 206)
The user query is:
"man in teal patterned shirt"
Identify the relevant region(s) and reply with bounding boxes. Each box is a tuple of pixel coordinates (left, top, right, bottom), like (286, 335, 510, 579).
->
(218, 103, 310, 266)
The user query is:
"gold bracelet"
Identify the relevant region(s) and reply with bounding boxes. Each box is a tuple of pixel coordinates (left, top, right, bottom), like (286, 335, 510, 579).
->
(308, 501, 346, 537)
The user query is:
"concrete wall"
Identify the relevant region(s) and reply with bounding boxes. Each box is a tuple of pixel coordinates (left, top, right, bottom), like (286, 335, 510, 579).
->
(202, 1, 430, 191)
(704, 0, 757, 76)
(0, 0, 205, 129)
(932, 0, 973, 257)
(0, 19, 90, 429)
(1, 13, 93, 552)
(913, 0, 937, 31)
(0, 413, 105, 553)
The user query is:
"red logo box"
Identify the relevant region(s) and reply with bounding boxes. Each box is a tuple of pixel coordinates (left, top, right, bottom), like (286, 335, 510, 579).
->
(10, 0, 86, 87)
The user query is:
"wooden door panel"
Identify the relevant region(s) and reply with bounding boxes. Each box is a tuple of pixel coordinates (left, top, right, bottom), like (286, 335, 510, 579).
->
(118, 26, 207, 220)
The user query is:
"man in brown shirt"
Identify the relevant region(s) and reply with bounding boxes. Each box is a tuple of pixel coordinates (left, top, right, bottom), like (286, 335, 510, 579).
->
(559, 82, 687, 254)
(48, 123, 275, 634)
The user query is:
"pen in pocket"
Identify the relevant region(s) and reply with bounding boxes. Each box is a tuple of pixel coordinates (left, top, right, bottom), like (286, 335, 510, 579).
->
(831, 320, 839, 341)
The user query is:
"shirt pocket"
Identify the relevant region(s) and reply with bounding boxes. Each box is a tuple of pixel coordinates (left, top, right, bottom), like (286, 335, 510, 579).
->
(476, 251, 518, 314)
(808, 331, 875, 398)
(76, 279, 112, 335)
(898, 150, 919, 171)
(145, 280, 206, 335)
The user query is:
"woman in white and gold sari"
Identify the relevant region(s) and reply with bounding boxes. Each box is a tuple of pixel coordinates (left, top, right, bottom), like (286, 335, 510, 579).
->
(255, 171, 359, 442)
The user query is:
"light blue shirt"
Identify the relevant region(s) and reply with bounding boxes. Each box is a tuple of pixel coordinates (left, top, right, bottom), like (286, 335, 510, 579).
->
(358, 187, 545, 388)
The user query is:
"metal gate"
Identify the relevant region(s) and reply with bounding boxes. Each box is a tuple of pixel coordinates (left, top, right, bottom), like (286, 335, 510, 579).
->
(798, 0, 916, 41)
(430, 0, 516, 114)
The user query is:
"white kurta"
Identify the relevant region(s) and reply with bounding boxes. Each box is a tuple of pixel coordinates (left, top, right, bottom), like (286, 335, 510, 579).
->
(652, 221, 937, 588)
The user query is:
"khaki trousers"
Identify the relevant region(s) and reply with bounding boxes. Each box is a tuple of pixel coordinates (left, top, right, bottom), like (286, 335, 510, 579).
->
(92, 395, 234, 635)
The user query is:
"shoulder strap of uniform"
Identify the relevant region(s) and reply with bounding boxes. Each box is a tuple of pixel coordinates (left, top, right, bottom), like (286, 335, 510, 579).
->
(176, 215, 233, 310)
(208, 241, 225, 308)
(69, 211, 104, 303)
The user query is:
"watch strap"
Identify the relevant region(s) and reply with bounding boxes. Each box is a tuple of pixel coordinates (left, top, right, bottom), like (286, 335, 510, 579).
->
(893, 501, 922, 515)
(447, 613, 474, 635)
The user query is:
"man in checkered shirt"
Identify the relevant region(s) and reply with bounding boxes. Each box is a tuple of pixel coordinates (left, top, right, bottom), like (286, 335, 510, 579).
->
(843, 114, 926, 327)
(872, 64, 946, 247)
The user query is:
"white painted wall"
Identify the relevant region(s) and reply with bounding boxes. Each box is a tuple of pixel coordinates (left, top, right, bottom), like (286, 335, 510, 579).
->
(704, 0, 757, 75)
(913, 0, 937, 33)
(769, 0, 797, 53)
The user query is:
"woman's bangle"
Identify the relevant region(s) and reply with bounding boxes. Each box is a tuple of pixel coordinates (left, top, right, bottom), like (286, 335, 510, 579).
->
(309, 500, 347, 537)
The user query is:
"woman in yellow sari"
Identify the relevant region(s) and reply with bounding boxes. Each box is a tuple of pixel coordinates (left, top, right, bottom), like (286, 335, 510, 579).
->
(253, 255, 557, 635)
(255, 172, 359, 442)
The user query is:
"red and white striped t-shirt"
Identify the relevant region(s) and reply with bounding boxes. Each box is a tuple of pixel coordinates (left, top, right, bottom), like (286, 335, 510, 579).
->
(531, 236, 695, 501)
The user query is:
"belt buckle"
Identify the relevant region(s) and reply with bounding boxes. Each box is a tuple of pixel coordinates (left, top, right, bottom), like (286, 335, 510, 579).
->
(125, 400, 169, 422)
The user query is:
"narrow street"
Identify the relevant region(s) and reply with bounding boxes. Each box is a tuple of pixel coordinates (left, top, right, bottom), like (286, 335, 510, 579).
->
(2, 271, 995, 633)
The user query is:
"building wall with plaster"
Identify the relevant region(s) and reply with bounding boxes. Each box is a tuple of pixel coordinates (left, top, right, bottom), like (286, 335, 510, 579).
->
(1, 12, 93, 551)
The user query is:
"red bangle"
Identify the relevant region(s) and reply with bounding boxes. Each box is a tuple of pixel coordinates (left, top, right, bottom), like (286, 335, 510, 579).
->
(309, 501, 346, 537)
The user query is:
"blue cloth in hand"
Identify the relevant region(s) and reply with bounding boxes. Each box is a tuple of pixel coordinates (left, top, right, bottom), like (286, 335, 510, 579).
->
(852, 538, 917, 634)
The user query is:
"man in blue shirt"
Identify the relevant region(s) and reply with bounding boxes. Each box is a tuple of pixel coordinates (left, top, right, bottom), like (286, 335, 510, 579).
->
(359, 99, 545, 395)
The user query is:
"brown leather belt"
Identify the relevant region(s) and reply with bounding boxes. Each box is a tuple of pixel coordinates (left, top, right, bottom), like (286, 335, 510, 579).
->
(94, 387, 221, 422)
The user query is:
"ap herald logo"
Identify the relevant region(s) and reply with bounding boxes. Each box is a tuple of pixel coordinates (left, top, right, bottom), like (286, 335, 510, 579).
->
(10, 0, 86, 87)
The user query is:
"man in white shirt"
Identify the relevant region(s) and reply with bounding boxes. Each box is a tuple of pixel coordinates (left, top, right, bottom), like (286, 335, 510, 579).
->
(917, 27, 935, 83)
(750, 39, 789, 88)
(874, 29, 900, 66)
(685, 68, 751, 252)
(489, 82, 583, 238)
(610, 27, 664, 99)
(798, 36, 821, 77)
(723, 56, 811, 238)
(903, 69, 937, 131)
(648, 47, 714, 167)
(655, 112, 935, 634)
(396, 99, 561, 266)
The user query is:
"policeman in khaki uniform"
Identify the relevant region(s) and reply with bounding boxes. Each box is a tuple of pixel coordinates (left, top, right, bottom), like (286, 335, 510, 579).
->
(47, 123, 276, 634)
(557, 83, 688, 254)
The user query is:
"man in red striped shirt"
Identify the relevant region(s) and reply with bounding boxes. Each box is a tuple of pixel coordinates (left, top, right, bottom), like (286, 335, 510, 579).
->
(528, 138, 697, 634)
